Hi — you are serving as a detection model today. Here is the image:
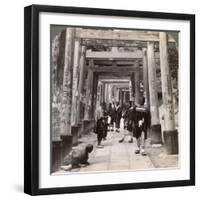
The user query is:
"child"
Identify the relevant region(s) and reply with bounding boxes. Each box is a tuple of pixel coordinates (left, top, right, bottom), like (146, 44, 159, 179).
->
(96, 117, 106, 147)
(63, 144, 94, 169)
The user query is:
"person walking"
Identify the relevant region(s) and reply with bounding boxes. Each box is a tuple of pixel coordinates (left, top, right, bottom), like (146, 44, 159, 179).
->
(119, 101, 134, 143)
(95, 103, 104, 148)
(119, 101, 135, 143)
(108, 101, 116, 132)
(102, 102, 109, 140)
(115, 101, 122, 133)
(133, 105, 150, 156)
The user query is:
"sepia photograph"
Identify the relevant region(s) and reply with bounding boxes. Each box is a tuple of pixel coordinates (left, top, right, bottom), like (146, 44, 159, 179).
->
(51, 26, 179, 174)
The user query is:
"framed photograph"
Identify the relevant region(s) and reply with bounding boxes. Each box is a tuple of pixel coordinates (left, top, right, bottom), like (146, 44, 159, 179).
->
(24, 4, 195, 195)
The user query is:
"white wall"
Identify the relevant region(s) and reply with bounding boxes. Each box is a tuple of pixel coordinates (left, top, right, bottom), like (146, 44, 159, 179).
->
(0, 0, 199, 199)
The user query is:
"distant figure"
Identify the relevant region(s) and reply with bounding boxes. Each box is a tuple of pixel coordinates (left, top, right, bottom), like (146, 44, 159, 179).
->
(96, 116, 108, 147)
(119, 102, 134, 143)
(95, 103, 104, 121)
(108, 101, 116, 131)
(95, 103, 106, 148)
(133, 106, 150, 156)
(115, 101, 122, 133)
(101, 101, 107, 112)
(63, 144, 94, 169)
(127, 101, 136, 135)
(119, 104, 127, 131)
(102, 104, 109, 140)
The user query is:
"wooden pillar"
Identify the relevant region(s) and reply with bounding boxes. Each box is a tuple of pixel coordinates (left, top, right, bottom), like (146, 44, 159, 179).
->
(147, 41, 162, 144)
(102, 82, 105, 103)
(129, 80, 133, 101)
(108, 84, 112, 103)
(91, 73, 98, 119)
(142, 48, 150, 109)
(112, 46, 118, 53)
(77, 45, 86, 122)
(106, 83, 109, 103)
(96, 81, 102, 111)
(104, 83, 108, 103)
(59, 28, 75, 165)
(119, 88, 123, 104)
(115, 86, 119, 102)
(98, 81, 102, 104)
(134, 61, 140, 105)
(119, 88, 122, 105)
(112, 85, 115, 101)
(84, 60, 94, 120)
(123, 90, 126, 105)
(159, 32, 178, 154)
(60, 28, 75, 137)
(106, 83, 110, 103)
(115, 87, 121, 101)
(71, 39, 81, 126)
(99, 82, 103, 104)
(131, 72, 135, 100)
(142, 48, 151, 140)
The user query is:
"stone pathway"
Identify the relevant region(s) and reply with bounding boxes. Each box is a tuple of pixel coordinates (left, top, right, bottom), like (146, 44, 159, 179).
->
(75, 130, 154, 173)
(53, 129, 179, 175)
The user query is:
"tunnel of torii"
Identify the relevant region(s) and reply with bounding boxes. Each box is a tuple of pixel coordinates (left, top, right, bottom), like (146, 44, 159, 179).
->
(52, 28, 178, 172)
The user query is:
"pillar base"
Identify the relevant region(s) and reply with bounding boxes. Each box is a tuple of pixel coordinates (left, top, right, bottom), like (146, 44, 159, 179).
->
(83, 120, 90, 130)
(51, 140, 62, 173)
(163, 130, 178, 154)
(77, 123, 82, 138)
(150, 124, 162, 144)
(60, 135, 72, 165)
(71, 126, 79, 146)
(82, 120, 95, 134)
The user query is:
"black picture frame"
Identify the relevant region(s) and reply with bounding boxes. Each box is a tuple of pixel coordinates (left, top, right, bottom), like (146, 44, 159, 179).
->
(24, 4, 195, 196)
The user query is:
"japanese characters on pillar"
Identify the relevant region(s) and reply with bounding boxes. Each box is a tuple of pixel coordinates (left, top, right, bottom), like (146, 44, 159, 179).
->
(134, 60, 140, 105)
(147, 41, 162, 144)
(129, 80, 134, 101)
(77, 45, 86, 123)
(131, 72, 135, 101)
(159, 32, 178, 154)
(60, 28, 75, 136)
(142, 48, 150, 109)
(71, 38, 81, 126)
(91, 73, 98, 119)
(84, 59, 94, 120)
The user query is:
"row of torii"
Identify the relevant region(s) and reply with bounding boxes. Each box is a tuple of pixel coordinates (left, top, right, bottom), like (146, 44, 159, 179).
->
(61, 28, 178, 154)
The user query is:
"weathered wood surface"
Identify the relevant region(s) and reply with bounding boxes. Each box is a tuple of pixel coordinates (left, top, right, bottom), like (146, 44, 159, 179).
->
(94, 60, 141, 66)
(104, 83, 129, 88)
(77, 46, 86, 122)
(98, 75, 130, 80)
(82, 39, 147, 47)
(60, 28, 75, 136)
(76, 29, 176, 42)
(100, 80, 129, 84)
(84, 60, 94, 120)
(86, 51, 160, 60)
(147, 41, 160, 125)
(90, 66, 137, 72)
(86, 50, 143, 60)
(134, 61, 141, 105)
(129, 80, 134, 101)
(142, 48, 150, 108)
(159, 32, 175, 131)
(71, 39, 81, 126)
